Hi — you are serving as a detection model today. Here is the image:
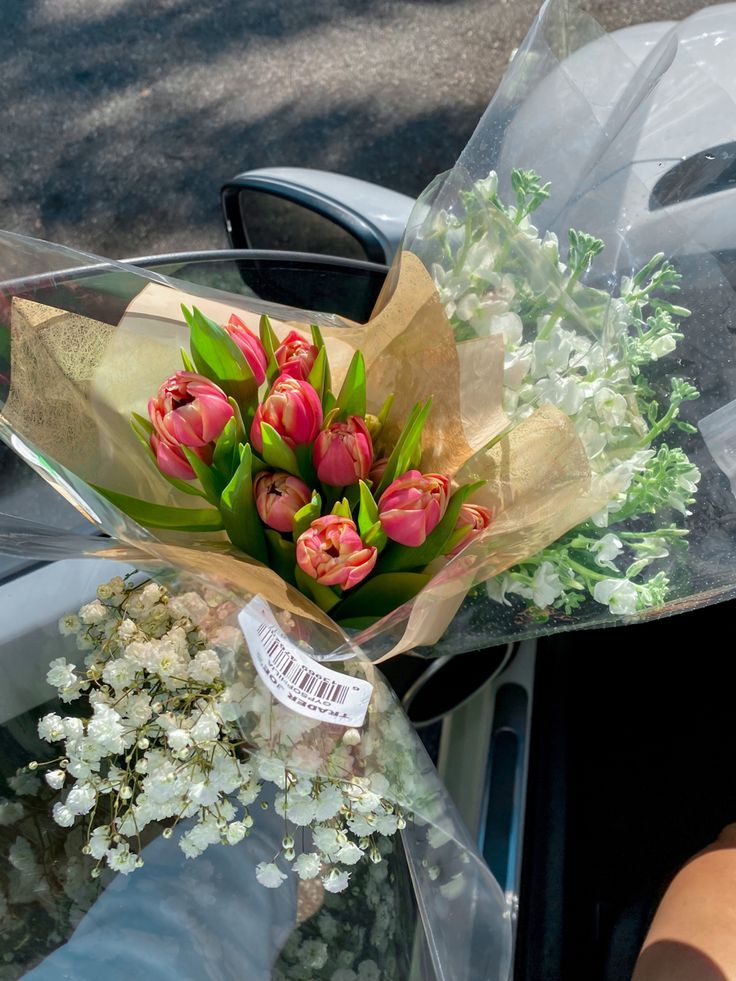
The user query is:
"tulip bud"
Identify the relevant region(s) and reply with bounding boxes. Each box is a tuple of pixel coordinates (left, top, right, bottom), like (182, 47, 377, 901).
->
(447, 502, 492, 557)
(250, 375, 323, 453)
(223, 314, 268, 386)
(253, 471, 312, 533)
(274, 330, 319, 381)
(378, 470, 450, 548)
(313, 415, 373, 487)
(368, 457, 389, 487)
(296, 515, 377, 590)
(148, 371, 234, 480)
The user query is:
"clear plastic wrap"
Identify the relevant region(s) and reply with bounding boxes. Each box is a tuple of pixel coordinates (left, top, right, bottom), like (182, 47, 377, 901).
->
(0, 520, 511, 980)
(5, 5, 736, 659)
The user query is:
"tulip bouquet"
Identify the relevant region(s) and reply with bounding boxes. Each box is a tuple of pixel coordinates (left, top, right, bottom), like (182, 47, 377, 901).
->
(111, 306, 489, 627)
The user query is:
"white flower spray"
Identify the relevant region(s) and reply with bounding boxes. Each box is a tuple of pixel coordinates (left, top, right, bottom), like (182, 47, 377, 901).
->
(426, 169, 701, 622)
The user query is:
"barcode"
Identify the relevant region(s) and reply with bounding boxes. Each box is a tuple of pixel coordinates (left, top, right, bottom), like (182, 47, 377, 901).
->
(257, 623, 349, 704)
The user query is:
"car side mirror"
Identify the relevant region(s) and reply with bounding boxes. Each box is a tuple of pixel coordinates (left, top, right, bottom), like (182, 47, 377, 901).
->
(220, 168, 415, 265)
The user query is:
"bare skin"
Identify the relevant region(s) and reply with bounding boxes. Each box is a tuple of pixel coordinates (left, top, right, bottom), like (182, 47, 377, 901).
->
(633, 825, 736, 981)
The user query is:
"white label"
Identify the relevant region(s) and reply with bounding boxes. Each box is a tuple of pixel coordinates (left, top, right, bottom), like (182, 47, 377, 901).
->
(238, 598, 373, 728)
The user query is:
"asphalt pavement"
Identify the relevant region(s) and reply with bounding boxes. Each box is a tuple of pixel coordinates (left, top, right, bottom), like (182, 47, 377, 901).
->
(0, 0, 713, 258)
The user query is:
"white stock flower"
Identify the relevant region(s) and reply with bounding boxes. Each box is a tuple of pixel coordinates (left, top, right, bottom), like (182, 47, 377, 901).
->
(590, 533, 623, 570)
(593, 578, 638, 615)
(649, 334, 677, 360)
(255, 861, 287, 888)
(531, 562, 562, 608)
(322, 868, 350, 893)
(292, 851, 322, 880)
(593, 387, 627, 427)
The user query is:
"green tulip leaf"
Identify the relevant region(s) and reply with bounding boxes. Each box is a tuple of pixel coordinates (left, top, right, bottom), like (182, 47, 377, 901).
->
(91, 485, 223, 532)
(264, 529, 297, 585)
(292, 491, 322, 541)
(307, 346, 328, 403)
(260, 422, 301, 477)
(182, 305, 256, 404)
(357, 480, 379, 537)
(219, 443, 268, 563)
(331, 572, 431, 621)
(180, 347, 196, 373)
(377, 480, 485, 573)
(259, 314, 281, 385)
(363, 519, 388, 551)
(213, 417, 239, 480)
(330, 497, 352, 519)
(295, 443, 317, 486)
(336, 349, 366, 420)
(375, 398, 432, 497)
(181, 447, 224, 505)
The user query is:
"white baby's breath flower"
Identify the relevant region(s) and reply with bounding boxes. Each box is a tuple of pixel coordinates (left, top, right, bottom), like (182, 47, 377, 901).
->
(322, 868, 350, 893)
(88, 826, 111, 860)
(167, 729, 192, 753)
(52, 802, 76, 828)
(79, 600, 108, 625)
(58, 614, 81, 636)
(255, 861, 287, 888)
(335, 841, 364, 865)
(593, 578, 638, 615)
(224, 821, 247, 845)
(66, 782, 96, 816)
(38, 712, 65, 742)
(106, 844, 139, 874)
(45, 769, 66, 791)
(189, 649, 221, 684)
(46, 659, 77, 691)
(292, 851, 322, 880)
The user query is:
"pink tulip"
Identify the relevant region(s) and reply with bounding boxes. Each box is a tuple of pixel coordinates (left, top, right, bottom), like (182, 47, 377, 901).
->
(378, 470, 450, 548)
(148, 371, 234, 480)
(296, 515, 377, 590)
(447, 502, 492, 557)
(250, 375, 323, 453)
(254, 471, 312, 533)
(224, 314, 268, 386)
(275, 330, 319, 381)
(313, 415, 373, 487)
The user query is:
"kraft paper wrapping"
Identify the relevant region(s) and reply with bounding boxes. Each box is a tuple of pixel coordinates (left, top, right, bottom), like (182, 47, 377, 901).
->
(1, 251, 601, 659)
